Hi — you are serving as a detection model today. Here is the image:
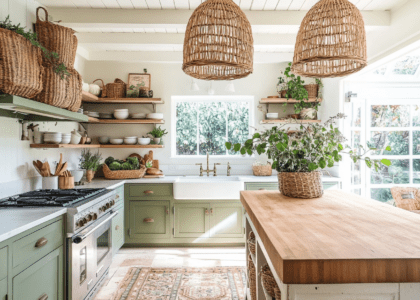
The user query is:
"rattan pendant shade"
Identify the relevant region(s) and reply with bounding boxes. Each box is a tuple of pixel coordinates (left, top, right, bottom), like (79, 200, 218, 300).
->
(182, 0, 254, 80)
(292, 0, 367, 78)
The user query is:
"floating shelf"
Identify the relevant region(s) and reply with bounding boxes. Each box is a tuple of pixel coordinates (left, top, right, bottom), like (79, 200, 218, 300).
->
(85, 118, 164, 124)
(81, 91, 99, 102)
(30, 144, 164, 149)
(83, 97, 164, 104)
(261, 119, 321, 124)
(260, 98, 322, 104)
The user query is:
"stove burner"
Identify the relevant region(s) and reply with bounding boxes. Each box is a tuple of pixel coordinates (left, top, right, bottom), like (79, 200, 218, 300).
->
(0, 188, 107, 207)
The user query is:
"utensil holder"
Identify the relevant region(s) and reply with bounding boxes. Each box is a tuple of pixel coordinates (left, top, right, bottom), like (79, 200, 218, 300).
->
(42, 176, 58, 189)
(58, 176, 75, 189)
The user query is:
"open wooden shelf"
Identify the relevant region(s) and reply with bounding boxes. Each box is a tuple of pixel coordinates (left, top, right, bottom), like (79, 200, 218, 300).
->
(83, 97, 163, 104)
(260, 98, 322, 104)
(30, 144, 164, 149)
(261, 119, 321, 124)
(85, 118, 164, 124)
(81, 91, 99, 102)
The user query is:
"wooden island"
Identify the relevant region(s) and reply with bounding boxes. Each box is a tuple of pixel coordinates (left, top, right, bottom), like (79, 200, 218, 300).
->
(241, 190, 420, 300)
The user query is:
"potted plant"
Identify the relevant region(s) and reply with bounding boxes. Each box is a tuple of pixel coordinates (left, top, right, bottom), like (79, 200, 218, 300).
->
(79, 149, 102, 182)
(294, 100, 321, 120)
(148, 126, 168, 145)
(225, 114, 391, 198)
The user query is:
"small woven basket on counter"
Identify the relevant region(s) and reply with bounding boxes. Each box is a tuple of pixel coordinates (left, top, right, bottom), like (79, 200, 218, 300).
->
(247, 254, 257, 300)
(252, 162, 272, 176)
(247, 231, 256, 255)
(304, 84, 319, 98)
(106, 78, 126, 98)
(278, 171, 323, 198)
(103, 164, 146, 180)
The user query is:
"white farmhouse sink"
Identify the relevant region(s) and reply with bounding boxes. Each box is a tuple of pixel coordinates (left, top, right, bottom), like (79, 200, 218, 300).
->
(174, 176, 244, 200)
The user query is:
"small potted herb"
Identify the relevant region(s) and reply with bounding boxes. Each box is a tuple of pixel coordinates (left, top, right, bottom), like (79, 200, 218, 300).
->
(79, 149, 102, 182)
(148, 126, 168, 145)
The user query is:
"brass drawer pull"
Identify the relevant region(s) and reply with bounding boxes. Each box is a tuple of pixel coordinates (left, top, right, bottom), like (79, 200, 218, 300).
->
(115, 225, 120, 230)
(205, 209, 209, 215)
(38, 294, 48, 300)
(35, 237, 48, 248)
(210, 208, 213, 215)
(258, 188, 266, 190)
(144, 218, 154, 223)
(144, 190, 154, 195)
(165, 206, 169, 215)
(116, 195, 120, 199)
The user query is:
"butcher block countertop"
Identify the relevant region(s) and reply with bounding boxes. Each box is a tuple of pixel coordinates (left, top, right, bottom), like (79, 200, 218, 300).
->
(240, 190, 420, 285)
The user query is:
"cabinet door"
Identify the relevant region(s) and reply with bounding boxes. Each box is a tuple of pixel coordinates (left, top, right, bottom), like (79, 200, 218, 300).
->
(0, 278, 6, 300)
(112, 208, 125, 255)
(128, 201, 170, 240)
(174, 203, 210, 238)
(210, 203, 244, 238)
(12, 246, 63, 300)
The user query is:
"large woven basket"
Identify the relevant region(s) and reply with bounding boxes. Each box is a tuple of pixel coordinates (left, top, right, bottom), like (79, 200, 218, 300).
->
(274, 286, 281, 300)
(304, 84, 319, 98)
(36, 64, 82, 111)
(260, 264, 278, 298)
(35, 7, 78, 68)
(0, 28, 44, 99)
(252, 163, 272, 176)
(103, 164, 146, 180)
(106, 78, 126, 98)
(247, 231, 256, 255)
(278, 171, 323, 198)
(247, 255, 256, 300)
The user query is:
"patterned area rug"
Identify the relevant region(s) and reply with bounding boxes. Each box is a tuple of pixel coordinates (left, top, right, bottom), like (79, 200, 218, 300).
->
(111, 267, 246, 300)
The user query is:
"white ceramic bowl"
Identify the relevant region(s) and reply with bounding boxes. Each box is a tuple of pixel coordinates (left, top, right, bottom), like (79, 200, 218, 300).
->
(138, 137, 151, 145)
(70, 170, 84, 182)
(266, 113, 279, 119)
(146, 113, 163, 119)
(124, 137, 137, 145)
(60, 136, 71, 144)
(114, 111, 129, 120)
(131, 113, 147, 119)
(44, 132, 62, 144)
(98, 136, 110, 144)
(70, 134, 82, 145)
(110, 138, 124, 145)
(44, 137, 62, 144)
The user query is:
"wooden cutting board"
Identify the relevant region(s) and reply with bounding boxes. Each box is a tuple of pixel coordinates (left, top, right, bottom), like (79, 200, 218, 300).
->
(143, 174, 165, 178)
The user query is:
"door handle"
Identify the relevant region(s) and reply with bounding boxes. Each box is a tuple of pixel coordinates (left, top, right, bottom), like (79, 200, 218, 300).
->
(35, 237, 48, 248)
(144, 218, 154, 223)
(165, 206, 169, 215)
(210, 208, 213, 215)
(115, 225, 120, 230)
(38, 294, 48, 300)
(205, 209, 209, 215)
(144, 190, 154, 195)
(258, 188, 266, 190)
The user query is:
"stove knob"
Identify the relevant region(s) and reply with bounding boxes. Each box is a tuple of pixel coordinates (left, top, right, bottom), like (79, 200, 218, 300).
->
(111, 200, 115, 206)
(102, 205, 107, 211)
(90, 213, 98, 220)
(77, 219, 84, 227)
(83, 217, 89, 224)
(106, 203, 110, 209)
(86, 214, 93, 221)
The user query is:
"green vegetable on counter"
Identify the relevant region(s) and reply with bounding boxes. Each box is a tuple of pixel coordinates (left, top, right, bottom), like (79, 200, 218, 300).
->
(121, 162, 132, 170)
(105, 157, 115, 166)
(109, 161, 121, 170)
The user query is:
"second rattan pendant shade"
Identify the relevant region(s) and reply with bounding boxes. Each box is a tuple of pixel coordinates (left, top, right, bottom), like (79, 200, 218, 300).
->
(292, 0, 367, 78)
(182, 0, 254, 80)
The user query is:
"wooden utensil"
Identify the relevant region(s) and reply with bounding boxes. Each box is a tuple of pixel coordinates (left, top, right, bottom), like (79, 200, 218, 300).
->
(45, 161, 52, 177)
(57, 162, 68, 177)
(33, 161, 43, 176)
(55, 153, 63, 176)
(59, 176, 74, 189)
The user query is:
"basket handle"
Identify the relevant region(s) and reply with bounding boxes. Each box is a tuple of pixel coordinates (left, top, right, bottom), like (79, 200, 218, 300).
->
(114, 78, 126, 85)
(36, 7, 49, 22)
(92, 79, 105, 88)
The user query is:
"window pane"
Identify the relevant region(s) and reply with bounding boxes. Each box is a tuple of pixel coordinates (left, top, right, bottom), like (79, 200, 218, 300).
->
(413, 159, 420, 183)
(351, 103, 362, 127)
(413, 131, 420, 155)
(176, 102, 198, 155)
(370, 159, 409, 184)
(351, 188, 361, 196)
(199, 102, 227, 155)
(369, 131, 409, 155)
(370, 188, 395, 205)
(371, 105, 409, 127)
(392, 56, 420, 75)
(413, 105, 420, 127)
(352, 160, 361, 185)
(227, 102, 249, 155)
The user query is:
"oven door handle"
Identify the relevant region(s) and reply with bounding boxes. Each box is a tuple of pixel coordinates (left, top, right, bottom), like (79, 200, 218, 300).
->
(72, 211, 118, 244)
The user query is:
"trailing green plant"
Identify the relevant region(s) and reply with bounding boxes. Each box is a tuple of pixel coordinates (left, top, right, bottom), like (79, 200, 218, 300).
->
(148, 126, 168, 138)
(315, 78, 323, 99)
(0, 15, 69, 79)
(79, 149, 102, 171)
(225, 113, 392, 173)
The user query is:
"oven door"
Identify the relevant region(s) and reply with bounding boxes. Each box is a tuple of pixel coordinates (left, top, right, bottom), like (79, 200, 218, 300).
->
(68, 211, 118, 300)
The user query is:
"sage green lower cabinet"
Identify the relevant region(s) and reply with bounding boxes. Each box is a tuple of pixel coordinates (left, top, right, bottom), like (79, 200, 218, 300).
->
(0, 278, 6, 300)
(0, 246, 7, 280)
(209, 203, 244, 238)
(112, 208, 125, 255)
(174, 203, 209, 238)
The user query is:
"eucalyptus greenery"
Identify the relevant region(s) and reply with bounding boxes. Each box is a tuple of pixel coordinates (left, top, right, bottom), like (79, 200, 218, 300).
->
(79, 149, 102, 171)
(0, 16, 69, 79)
(225, 114, 392, 173)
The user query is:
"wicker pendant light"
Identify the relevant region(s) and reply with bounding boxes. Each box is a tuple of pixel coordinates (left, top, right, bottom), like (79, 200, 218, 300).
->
(292, 0, 367, 78)
(182, 0, 254, 81)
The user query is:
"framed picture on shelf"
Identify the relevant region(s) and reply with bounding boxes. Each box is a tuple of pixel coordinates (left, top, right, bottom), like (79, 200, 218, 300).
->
(127, 73, 151, 98)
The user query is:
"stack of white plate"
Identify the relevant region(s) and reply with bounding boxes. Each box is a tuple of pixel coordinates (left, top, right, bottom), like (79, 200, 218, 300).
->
(99, 113, 113, 119)
(44, 132, 62, 144)
(131, 113, 147, 119)
(146, 113, 163, 119)
(87, 111, 100, 118)
(61, 133, 71, 144)
(114, 109, 129, 120)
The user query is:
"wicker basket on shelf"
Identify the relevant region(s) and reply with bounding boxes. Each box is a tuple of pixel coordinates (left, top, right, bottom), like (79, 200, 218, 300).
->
(247, 231, 256, 255)
(274, 285, 281, 300)
(304, 84, 319, 98)
(106, 78, 126, 98)
(260, 264, 279, 298)
(0, 28, 44, 99)
(247, 254, 257, 300)
(252, 162, 272, 176)
(103, 164, 146, 180)
(35, 7, 78, 68)
(92, 79, 107, 98)
(278, 171, 323, 198)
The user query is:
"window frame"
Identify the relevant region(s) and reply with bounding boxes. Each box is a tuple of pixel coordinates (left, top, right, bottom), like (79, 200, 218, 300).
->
(171, 95, 255, 159)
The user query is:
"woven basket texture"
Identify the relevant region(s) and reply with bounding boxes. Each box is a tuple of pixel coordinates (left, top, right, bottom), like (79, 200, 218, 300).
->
(278, 171, 323, 198)
(0, 28, 44, 99)
(92, 79, 107, 97)
(183, 0, 253, 80)
(35, 7, 78, 68)
(247, 231, 256, 255)
(103, 164, 146, 180)
(247, 254, 256, 300)
(390, 187, 420, 213)
(304, 84, 319, 98)
(252, 163, 272, 176)
(261, 264, 278, 298)
(292, 0, 367, 78)
(106, 78, 126, 98)
(35, 64, 82, 111)
(274, 285, 281, 300)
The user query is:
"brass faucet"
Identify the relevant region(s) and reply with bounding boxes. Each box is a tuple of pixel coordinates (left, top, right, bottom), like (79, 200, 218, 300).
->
(196, 152, 221, 176)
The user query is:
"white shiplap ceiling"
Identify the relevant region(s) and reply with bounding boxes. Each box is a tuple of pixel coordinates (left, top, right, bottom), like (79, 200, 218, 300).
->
(38, 0, 409, 10)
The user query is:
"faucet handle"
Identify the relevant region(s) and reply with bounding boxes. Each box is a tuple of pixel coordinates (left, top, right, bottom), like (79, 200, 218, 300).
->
(214, 163, 221, 165)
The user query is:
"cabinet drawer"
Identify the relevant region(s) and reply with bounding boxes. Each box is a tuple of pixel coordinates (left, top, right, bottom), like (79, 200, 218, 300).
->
(0, 277, 6, 300)
(0, 247, 7, 280)
(245, 182, 278, 191)
(13, 219, 63, 269)
(128, 184, 172, 199)
(128, 201, 170, 239)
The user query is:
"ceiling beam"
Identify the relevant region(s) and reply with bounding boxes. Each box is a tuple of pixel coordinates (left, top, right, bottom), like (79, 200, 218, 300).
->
(48, 8, 390, 28)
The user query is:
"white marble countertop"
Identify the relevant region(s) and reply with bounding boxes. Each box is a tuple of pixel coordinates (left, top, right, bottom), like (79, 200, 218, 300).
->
(0, 207, 67, 243)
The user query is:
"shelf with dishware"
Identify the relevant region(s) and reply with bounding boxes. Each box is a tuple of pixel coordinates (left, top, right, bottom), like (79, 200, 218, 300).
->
(82, 92, 163, 105)
(30, 144, 164, 149)
(260, 119, 321, 124)
(260, 97, 322, 104)
(84, 118, 165, 124)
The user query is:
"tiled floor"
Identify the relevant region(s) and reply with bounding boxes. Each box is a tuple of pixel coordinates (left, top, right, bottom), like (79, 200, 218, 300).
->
(94, 247, 246, 300)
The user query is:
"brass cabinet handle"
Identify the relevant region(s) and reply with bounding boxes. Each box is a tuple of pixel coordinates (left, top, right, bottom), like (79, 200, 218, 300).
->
(115, 225, 120, 230)
(116, 195, 120, 199)
(205, 209, 209, 215)
(35, 237, 48, 248)
(38, 294, 48, 300)
(144, 190, 154, 195)
(144, 218, 154, 223)
(210, 208, 213, 215)
(258, 188, 266, 190)
(165, 206, 169, 215)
